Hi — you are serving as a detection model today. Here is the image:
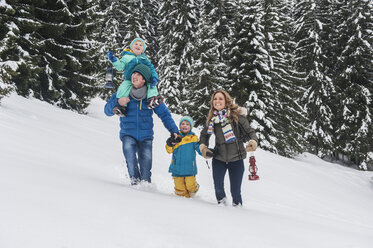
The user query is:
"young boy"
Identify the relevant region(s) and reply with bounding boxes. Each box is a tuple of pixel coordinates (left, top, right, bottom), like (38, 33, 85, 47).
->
(166, 116, 202, 198)
(106, 38, 162, 115)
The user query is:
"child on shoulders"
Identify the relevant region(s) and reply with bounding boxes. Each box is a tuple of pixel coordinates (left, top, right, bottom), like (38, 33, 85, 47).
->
(106, 38, 161, 116)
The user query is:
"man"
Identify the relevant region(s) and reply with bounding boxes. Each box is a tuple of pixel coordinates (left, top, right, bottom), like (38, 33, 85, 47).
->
(104, 64, 178, 185)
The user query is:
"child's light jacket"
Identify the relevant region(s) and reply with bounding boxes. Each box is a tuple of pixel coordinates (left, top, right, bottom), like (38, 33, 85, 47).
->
(166, 131, 202, 177)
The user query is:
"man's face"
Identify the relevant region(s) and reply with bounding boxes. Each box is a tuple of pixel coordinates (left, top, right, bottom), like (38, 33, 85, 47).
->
(131, 72, 146, 89)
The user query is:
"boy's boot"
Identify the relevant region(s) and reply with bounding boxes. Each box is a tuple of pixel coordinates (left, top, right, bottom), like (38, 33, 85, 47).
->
(173, 177, 190, 198)
(147, 95, 164, 109)
(114, 105, 127, 117)
(185, 176, 199, 197)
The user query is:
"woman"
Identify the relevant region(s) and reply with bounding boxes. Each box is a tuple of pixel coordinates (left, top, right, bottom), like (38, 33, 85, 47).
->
(199, 90, 258, 206)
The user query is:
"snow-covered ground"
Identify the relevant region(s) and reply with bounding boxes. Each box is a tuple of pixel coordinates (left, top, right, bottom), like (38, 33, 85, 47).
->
(1, 94, 373, 248)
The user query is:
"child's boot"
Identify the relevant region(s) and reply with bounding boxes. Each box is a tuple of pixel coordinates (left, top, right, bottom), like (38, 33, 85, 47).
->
(147, 95, 164, 109)
(185, 176, 199, 197)
(173, 177, 190, 198)
(114, 105, 127, 117)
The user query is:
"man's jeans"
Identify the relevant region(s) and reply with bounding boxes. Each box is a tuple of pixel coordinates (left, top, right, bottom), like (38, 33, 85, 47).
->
(122, 135, 153, 184)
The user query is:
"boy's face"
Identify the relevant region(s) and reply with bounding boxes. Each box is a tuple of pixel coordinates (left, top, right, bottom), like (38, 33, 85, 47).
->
(180, 121, 191, 134)
(132, 41, 144, 56)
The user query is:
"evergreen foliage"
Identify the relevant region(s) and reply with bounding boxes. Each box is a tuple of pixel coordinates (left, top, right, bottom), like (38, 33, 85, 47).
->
(333, 0, 373, 166)
(158, 0, 199, 114)
(4, 0, 101, 112)
(262, 0, 306, 157)
(293, 0, 335, 157)
(0, 0, 17, 101)
(186, 0, 233, 126)
(229, 0, 277, 152)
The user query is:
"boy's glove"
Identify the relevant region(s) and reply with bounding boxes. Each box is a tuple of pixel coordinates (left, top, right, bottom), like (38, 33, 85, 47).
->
(106, 51, 117, 62)
(200, 144, 213, 159)
(151, 78, 158, 87)
(246, 140, 258, 152)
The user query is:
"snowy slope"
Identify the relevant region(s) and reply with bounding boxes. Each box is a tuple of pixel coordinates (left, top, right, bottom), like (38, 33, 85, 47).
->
(1, 94, 373, 248)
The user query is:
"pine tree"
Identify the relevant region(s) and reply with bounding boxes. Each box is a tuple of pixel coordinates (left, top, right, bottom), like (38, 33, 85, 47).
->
(158, 0, 199, 114)
(333, 0, 373, 167)
(6, 0, 100, 112)
(0, 0, 18, 101)
(4, 0, 44, 98)
(142, 0, 161, 67)
(229, 0, 276, 152)
(186, 0, 234, 126)
(98, 0, 131, 99)
(261, 0, 306, 157)
(293, 0, 335, 158)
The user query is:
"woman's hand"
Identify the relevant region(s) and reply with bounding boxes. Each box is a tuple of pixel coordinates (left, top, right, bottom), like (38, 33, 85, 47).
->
(246, 140, 258, 152)
(200, 144, 213, 159)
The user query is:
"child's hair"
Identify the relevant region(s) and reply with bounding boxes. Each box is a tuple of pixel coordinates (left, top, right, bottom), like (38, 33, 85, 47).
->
(179, 116, 194, 128)
(130, 38, 147, 53)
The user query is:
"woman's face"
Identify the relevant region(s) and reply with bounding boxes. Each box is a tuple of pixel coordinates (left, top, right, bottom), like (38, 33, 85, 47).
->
(213, 92, 226, 111)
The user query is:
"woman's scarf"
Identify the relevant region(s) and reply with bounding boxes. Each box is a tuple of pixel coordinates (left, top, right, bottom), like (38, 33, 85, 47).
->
(207, 109, 237, 143)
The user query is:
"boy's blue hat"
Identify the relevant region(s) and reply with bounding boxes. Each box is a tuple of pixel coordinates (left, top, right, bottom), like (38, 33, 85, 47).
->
(130, 38, 146, 53)
(179, 116, 194, 128)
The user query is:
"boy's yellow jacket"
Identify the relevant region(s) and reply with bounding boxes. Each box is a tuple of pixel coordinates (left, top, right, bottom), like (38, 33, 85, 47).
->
(166, 131, 202, 177)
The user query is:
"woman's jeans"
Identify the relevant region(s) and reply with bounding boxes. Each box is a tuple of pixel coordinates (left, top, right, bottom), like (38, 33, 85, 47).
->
(212, 158, 245, 205)
(122, 135, 153, 184)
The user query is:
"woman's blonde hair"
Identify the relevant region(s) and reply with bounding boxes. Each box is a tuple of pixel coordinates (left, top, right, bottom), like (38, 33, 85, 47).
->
(206, 90, 239, 126)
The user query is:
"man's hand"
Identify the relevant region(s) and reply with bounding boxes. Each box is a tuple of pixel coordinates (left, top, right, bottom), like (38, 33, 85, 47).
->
(166, 137, 176, 147)
(166, 133, 181, 147)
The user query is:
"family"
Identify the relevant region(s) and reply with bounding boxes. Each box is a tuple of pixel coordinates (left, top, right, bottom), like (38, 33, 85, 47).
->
(104, 38, 258, 206)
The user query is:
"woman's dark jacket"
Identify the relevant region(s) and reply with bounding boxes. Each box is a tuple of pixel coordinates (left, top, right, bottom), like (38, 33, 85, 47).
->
(199, 113, 258, 163)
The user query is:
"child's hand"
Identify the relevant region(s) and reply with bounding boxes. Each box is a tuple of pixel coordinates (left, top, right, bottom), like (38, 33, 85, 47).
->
(151, 78, 158, 87)
(106, 51, 117, 62)
(118, 97, 130, 106)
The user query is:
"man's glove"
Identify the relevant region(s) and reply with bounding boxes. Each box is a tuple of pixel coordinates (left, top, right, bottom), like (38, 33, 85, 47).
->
(106, 51, 117, 62)
(150, 78, 158, 87)
(246, 140, 258, 152)
(200, 144, 213, 159)
(166, 134, 182, 147)
(166, 137, 175, 147)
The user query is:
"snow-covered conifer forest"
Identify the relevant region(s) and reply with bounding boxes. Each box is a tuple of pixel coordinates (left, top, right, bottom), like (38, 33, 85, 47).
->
(1, 0, 372, 168)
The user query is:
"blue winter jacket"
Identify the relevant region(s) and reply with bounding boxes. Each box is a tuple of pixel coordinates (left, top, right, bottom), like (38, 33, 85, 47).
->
(112, 50, 159, 81)
(166, 131, 202, 177)
(104, 93, 178, 141)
